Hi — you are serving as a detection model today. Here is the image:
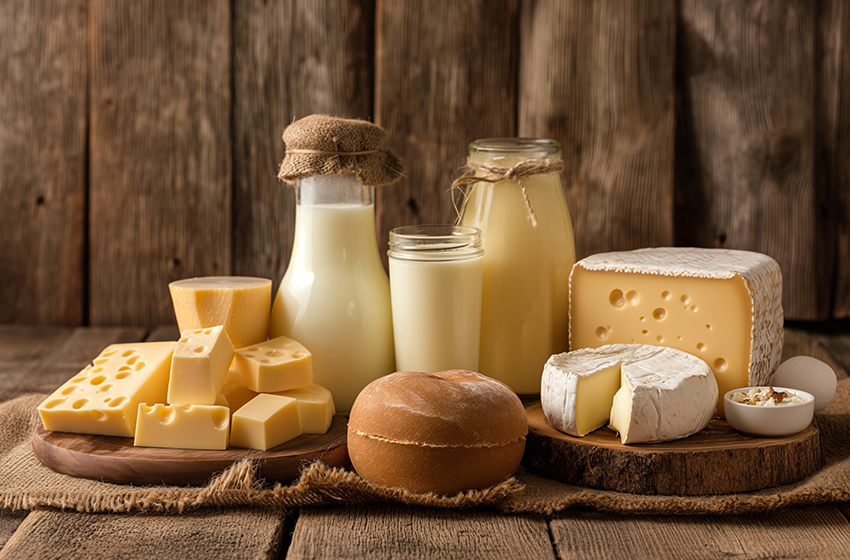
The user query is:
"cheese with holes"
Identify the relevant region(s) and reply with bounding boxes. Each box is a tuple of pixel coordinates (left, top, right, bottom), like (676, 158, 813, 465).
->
(134, 404, 230, 450)
(542, 344, 718, 443)
(169, 276, 272, 349)
(230, 394, 301, 450)
(168, 326, 234, 405)
(272, 383, 335, 434)
(232, 335, 312, 393)
(38, 342, 176, 437)
(569, 248, 782, 416)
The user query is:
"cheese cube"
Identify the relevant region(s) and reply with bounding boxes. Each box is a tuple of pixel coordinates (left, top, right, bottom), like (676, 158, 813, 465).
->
(232, 335, 312, 393)
(230, 394, 301, 451)
(168, 326, 234, 405)
(220, 368, 259, 413)
(272, 383, 335, 434)
(169, 276, 272, 349)
(38, 342, 176, 437)
(134, 404, 230, 450)
(569, 248, 783, 415)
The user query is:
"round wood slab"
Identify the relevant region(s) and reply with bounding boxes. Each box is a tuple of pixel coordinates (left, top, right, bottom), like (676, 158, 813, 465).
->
(32, 415, 350, 486)
(523, 402, 823, 496)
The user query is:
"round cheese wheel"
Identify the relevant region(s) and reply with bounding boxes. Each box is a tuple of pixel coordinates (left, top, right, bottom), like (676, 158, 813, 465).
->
(347, 370, 527, 495)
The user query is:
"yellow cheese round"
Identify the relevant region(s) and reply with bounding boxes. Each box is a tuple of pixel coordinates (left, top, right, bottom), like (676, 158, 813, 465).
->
(169, 277, 272, 349)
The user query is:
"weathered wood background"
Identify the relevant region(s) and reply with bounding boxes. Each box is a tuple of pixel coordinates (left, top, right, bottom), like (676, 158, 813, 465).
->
(0, 0, 847, 327)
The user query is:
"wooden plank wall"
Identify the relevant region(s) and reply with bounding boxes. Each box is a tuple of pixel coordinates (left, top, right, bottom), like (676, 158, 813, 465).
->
(0, 0, 848, 327)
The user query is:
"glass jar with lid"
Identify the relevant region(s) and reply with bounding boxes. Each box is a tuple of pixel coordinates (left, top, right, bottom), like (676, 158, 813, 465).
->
(457, 138, 576, 396)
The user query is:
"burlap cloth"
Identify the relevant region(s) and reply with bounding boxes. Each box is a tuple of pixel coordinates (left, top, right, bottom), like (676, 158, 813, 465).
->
(1, 380, 849, 515)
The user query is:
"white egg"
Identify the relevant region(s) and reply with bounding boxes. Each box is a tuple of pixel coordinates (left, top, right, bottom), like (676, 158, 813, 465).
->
(770, 356, 837, 413)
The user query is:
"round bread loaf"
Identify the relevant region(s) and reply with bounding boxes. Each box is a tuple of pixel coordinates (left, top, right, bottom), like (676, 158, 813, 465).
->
(347, 370, 527, 494)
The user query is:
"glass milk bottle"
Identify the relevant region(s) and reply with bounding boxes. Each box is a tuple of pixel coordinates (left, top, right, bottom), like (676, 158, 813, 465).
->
(269, 174, 395, 413)
(458, 139, 575, 396)
(388, 225, 484, 373)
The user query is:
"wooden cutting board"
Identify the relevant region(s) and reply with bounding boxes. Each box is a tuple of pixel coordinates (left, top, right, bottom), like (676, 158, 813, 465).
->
(32, 415, 350, 486)
(523, 401, 823, 496)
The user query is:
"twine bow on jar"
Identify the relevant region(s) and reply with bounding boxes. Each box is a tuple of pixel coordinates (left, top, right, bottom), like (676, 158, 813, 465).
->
(450, 158, 564, 227)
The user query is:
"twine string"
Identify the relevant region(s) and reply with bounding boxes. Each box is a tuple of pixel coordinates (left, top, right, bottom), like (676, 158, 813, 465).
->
(285, 149, 380, 156)
(450, 158, 564, 227)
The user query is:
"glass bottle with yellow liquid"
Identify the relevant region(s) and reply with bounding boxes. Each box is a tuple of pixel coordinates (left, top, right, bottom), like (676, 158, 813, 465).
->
(457, 138, 575, 396)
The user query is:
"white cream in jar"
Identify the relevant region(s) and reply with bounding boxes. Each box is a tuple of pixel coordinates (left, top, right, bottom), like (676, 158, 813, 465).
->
(388, 226, 483, 373)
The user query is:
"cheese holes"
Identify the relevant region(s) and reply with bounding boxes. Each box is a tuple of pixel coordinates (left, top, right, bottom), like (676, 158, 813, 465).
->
(609, 289, 626, 309)
(90, 410, 106, 421)
(71, 376, 88, 383)
(140, 404, 154, 413)
(714, 358, 728, 371)
(102, 349, 117, 357)
(93, 358, 110, 365)
(203, 329, 213, 335)
(212, 408, 228, 430)
(90, 375, 107, 385)
(91, 367, 104, 374)
(260, 359, 271, 364)
(179, 338, 189, 344)
(122, 350, 136, 357)
(626, 290, 640, 305)
(193, 346, 206, 354)
(108, 396, 127, 408)
(72, 399, 89, 409)
(157, 406, 176, 424)
(706, 324, 712, 330)
(653, 308, 667, 320)
(265, 350, 284, 357)
(697, 343, 706, 352)
(661, 291, 671, 300)
(115, 370, 132, 379)
(134, 361, 146, 371)
(596, 327, 609, 340)
(292, 352, 305, 359)
(62, 385, 81, 395)
(43, 398, 66, 409)
(126, 356, 139, 365)
(657, 336, 664, 342)
(642, 329, 648, 335)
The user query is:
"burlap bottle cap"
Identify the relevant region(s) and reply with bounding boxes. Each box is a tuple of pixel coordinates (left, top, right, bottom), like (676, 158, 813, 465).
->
(278, 115, 404, 186)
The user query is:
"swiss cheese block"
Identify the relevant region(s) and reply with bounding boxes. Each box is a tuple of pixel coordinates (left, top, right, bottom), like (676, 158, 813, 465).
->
(134, 404, 230, 450)
(169, 276, 272, 349)
(569, 247, 782, 416)
(272, 383, 335, 434)
(38, 342, 176, 437)
(232, 335, 312, 393)
(168, 326, 234, 405)
(541, 344, 718, 443)
(230, 394, 301, 450)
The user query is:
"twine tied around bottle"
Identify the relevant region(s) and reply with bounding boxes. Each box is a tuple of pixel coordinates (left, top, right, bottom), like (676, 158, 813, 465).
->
(450, 158, 564, 227)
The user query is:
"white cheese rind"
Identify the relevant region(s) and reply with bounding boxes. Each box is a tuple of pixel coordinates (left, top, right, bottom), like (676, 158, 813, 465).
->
(541, 343, 718, 443)
(570, 247, 783, 396)
(609, 346, 718, 443)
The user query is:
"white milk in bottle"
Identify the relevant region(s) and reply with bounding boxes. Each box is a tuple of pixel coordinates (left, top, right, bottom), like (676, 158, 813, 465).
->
(269, 174, 395, 413)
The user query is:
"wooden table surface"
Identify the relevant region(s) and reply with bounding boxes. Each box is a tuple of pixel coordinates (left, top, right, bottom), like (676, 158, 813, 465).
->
(2, 323, 850, 559)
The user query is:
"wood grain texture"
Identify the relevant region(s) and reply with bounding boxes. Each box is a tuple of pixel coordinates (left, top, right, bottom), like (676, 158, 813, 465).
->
(375, 0, 519, 268)
(0, 0, 87, 326)
(549, 507, 850, 560)
(524, 402, 822, 495)
(519, 0, 676, 260)
(232, 0, 374, 296)
(676, 0, 820, 320)
(0, 507, 286, 560)
(287, 503, 554, 560)
(32, 416, 350, 486)
(88, 0, 231, 328)
(818, 0, 850, 318)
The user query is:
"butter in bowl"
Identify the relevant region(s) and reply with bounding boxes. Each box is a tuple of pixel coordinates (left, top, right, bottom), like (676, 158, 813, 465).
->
(724, 387, 815, 437)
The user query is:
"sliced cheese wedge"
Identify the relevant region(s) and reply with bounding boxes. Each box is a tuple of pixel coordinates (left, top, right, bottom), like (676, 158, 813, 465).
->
(541, 343, 717, 443)
(168, 326, 234, 405)
(38, 342, 176, 437)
